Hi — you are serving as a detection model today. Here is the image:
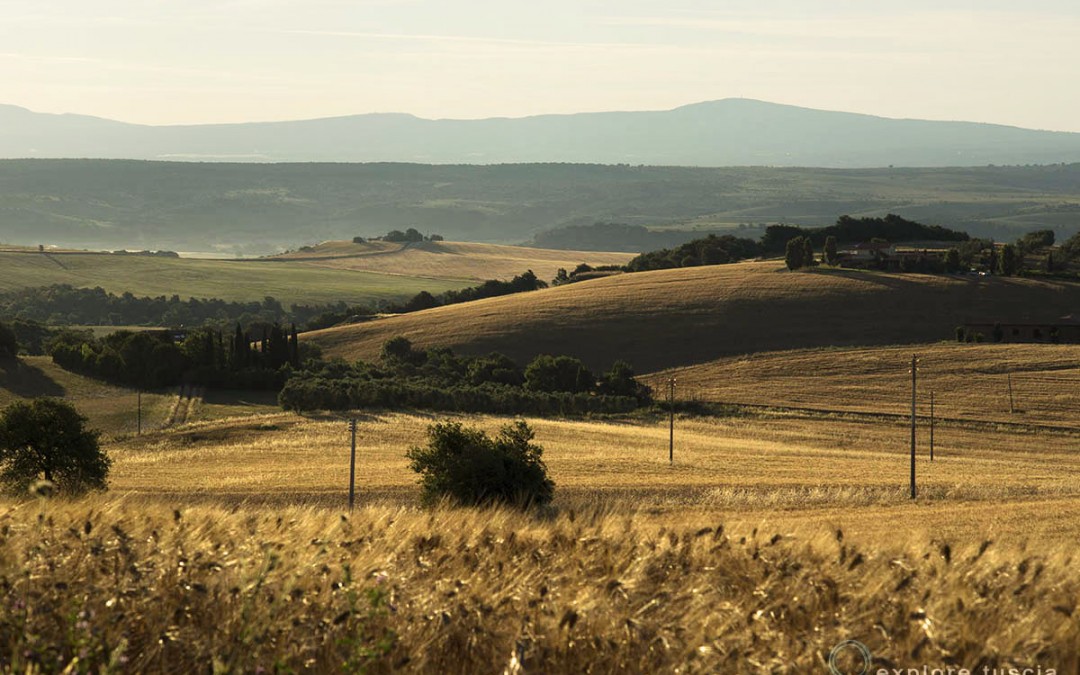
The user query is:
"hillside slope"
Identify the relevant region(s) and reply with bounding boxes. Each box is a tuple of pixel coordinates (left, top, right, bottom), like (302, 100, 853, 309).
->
(643, 343, 1080, 429)
(5, 99, 1080, 167)
(0, 249, 467, 305)
(271, 240, 634, 282)
(304, 262, 1080, 372)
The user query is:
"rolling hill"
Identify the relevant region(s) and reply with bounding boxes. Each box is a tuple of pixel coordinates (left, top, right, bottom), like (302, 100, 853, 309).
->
(303, 262, 1080, 372)
(2, 159, 1078, 253)
(5, 99, 1080, 167)
(0, 241, 627, 306)
(270, 240, 633, 282)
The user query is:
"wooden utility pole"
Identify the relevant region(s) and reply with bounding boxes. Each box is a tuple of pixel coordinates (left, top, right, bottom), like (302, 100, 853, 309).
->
(929, 391, 935, 462)
(348, 418, 358, 510)
(910, 355, 917, 500)
(668, 377, 676, 465)
(1007, 374, 1015, 414)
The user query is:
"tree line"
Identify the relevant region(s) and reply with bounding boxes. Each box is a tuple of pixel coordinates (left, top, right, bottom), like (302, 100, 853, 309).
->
(46, 324, 311, 390)
(0, 285, 327, 331)
(279, 337, 651, 416)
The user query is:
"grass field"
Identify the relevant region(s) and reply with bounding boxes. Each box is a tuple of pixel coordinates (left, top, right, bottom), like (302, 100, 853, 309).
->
(2, 339, 1079, 670)
(645, 342, 1080, 430)
(305, 260, 1080, 372)
(0, 249, 470, 306)
(271, 240, 635, 283)
(0, 241, 631, 306)
(0, 356, 279, 436)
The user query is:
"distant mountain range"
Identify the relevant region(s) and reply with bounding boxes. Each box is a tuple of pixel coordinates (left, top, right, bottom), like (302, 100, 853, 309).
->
(4, 99, 1080, 167)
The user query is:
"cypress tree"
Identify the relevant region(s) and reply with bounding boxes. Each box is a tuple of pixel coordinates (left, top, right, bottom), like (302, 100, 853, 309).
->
(289, 324, 300, 367)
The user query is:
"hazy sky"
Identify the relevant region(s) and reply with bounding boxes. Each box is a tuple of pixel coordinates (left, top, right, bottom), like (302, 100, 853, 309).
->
(3, 0, 1079, 131)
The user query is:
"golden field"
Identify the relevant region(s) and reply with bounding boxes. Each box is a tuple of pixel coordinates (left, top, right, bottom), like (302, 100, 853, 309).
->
(2, 403, 1079, 672)
(273, 240, 635, 283)
(304, 261, 1080, 372)
(644, 342, 1080, 430)
(4, 321, 1080, 670)
(103, 405, 1080, 541)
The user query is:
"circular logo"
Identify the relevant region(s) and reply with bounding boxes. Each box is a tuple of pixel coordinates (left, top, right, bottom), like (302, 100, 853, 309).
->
(828, 640, 872, 675)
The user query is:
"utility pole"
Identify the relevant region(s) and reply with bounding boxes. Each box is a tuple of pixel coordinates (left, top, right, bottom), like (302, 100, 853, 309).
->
(910, 354, 917, 500)
(1007, 373, 1015, 414)
(348, 418, 357, 510)
(929, 390, 935, 462)
(668, 377, 676, 465)
(137, 390, 142, 436)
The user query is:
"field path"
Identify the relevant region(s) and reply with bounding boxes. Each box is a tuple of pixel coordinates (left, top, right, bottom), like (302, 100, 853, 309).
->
(163, 385, 204, 427)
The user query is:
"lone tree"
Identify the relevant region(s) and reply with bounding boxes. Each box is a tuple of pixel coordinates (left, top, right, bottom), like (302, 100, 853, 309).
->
(406, 420, 554, 507)
(784, 237, 806, 270)
(998, 244, 1019, 276)
(944, 248, 962, 273)
(823, 236, 839, 266)
(0, 399, 110, 495)
(801, 237, 815, 267)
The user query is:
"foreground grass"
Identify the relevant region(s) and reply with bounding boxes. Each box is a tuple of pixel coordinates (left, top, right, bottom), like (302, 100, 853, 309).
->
(1, 497, 1076, 673)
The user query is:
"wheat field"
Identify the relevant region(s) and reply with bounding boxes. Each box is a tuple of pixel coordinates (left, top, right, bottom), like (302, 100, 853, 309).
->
(3, 339, 1080, 671)
(644, 342, 1080, 429)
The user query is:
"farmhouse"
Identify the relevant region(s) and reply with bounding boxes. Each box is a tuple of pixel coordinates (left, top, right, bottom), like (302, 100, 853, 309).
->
(963, 316, 1080, 344)
(837, 243, 947, 271)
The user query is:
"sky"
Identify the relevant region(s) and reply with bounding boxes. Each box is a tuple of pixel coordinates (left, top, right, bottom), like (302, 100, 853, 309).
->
(3, 0, 1079, 131)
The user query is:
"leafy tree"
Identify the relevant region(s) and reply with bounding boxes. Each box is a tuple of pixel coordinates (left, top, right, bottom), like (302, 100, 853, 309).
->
(598, 360, 649, 400)
(0, 398, 110, 495)
(552, 268, 570, 286)
(784, 237, 805, 270)
(524, 355, 593, 393)
(1016, 229, 1054, 254)
(823, 236, 839, 266)
(801, 238, 815, 267)
(944, 248, 962, 273)
(405, 420, 553, 507)
(998, 244, 1019, 276)
(381, 336, 425, 367)
(467, 353, 524, 386)
(352, 236, 366, 244)
(0, 321, 17, 360)
(402, 291, 440, 313)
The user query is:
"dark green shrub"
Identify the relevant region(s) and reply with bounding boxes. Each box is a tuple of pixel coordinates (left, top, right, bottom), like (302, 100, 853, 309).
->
(406, 420, 554, 507)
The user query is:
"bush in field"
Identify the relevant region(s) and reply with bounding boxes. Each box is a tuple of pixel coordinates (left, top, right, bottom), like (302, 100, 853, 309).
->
(0, 398, 109, 495)
(406, 420, 554, 507)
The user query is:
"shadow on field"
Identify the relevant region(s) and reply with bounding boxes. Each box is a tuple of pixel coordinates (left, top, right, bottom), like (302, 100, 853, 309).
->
(0, 358, 66, 398)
